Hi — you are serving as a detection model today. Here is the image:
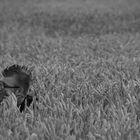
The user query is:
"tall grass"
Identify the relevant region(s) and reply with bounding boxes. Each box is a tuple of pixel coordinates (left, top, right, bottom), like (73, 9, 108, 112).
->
(0, 0, 140, 140)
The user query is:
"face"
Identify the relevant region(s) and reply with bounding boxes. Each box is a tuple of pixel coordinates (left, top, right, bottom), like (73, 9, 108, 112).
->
(2, 73, 31, 96)
(0, 64, 33, 112)
(1, 75, 19, 88)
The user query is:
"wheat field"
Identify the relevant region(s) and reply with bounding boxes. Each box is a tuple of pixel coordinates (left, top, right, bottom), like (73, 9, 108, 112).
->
(0, 0, 140, 140)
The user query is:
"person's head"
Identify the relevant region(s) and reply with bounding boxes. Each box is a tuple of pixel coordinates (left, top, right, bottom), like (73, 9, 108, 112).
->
(1, 64, 33, 112)
(2, 65, 32, 94)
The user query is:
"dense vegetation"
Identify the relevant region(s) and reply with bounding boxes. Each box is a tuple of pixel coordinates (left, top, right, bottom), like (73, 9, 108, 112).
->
(0, 0, 140, 139)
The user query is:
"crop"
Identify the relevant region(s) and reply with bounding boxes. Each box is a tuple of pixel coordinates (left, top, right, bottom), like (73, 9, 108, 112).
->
(0, 0, 140, 139)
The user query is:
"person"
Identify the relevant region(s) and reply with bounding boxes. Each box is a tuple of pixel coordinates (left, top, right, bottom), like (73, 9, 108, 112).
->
(0, 64, 33, 112)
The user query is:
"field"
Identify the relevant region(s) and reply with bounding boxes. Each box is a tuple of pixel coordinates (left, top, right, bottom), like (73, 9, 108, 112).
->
(0, 0, 140, 139)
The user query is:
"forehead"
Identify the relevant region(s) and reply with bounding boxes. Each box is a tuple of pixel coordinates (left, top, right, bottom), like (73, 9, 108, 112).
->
(1, 75, 18, 87)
